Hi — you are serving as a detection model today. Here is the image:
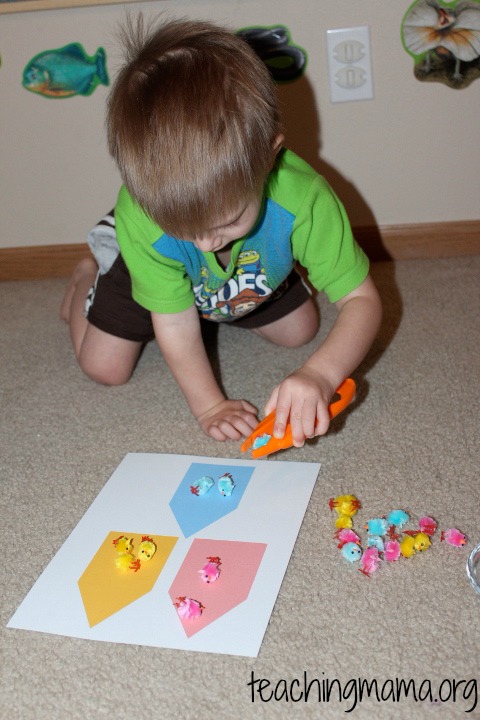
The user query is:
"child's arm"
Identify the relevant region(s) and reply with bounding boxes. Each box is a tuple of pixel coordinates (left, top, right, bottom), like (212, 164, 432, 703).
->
(152, 306, 258, 441)
(264, 274, 382, 446)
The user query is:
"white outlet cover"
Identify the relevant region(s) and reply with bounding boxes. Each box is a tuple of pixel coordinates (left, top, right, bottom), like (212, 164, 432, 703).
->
(326, 26, 374, 103)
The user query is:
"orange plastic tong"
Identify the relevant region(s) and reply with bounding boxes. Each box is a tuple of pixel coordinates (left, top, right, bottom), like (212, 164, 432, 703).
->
(241, 377, 356, 459)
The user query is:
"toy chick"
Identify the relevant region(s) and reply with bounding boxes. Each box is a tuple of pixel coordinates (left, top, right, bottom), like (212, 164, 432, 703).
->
(404, 516, 438, 538)
(400, 532, 431, 558)
(329, 494, 361, 529)
(400, 535, 416, 558)
(419, 516, 437, 536)
(367, 535, 385, 551)
(441, 528, 467, 546)
(190, 476, 214, 496)
(174, 596, 204, 620)
(112, 535, 133, 554)
(359, 547, 381, 577)
(113, 535, 157, 572)
(112, 535, 137, 571)
(364, 517, 389, 537)
(218, 473, 235, 497)
(386, 509, 409, 539)
(341, 542, 362, 563)
(334, 514, 354, 530)
(413, 532, 431, 552)
(336, 528, 360, 549)
(137, 536, 157, 562)
(252, 434, 271, 450)
(386, 509, 409, 529)
(126, 535, 157, 572)
(199, 556, 222, 583)
(384, 540, 401, 562)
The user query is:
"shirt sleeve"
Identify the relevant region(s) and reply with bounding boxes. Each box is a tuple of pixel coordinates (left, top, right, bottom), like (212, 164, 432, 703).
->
(291, 175, 369, 303)
(115, 187, 195, 314)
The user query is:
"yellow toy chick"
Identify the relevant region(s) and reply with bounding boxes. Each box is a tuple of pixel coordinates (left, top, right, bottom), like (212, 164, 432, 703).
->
(400, 532, 431, 558)
(112, 534, 157, 572)
(128, 536, 157, 572)
(112, 535, 137, 571)
(137, 536, 157, 562)
(329, 495, 361, 529)
(112, 535, 133, 553)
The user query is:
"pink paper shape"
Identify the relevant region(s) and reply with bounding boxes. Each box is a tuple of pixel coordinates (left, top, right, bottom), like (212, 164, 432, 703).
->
(168, 539, 267, 637)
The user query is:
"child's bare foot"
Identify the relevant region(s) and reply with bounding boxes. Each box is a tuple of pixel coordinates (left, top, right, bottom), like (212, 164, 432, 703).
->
(60, 257, 98, 323)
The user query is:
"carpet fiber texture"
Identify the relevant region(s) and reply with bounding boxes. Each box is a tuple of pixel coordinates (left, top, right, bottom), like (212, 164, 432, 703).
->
(1, 257, 479, 719)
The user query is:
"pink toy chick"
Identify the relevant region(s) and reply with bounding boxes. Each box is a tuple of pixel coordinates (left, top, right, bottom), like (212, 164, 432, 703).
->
(440, 528, 467, 547)
(174, 596, 204, 620)
(335, 528, 361, 549)
(359, 546, 381, 577)
(384, 540, 401, 562)
(198, 556, 222, 583)
(419, 516, 437, 536)
(404, 517, 437, 538)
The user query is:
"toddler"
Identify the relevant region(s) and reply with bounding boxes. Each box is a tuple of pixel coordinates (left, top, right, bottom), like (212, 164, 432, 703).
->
(61, 16, 382, 445)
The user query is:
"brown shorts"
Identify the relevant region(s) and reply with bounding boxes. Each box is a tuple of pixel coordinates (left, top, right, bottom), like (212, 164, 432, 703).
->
(86, 253, 311, 343)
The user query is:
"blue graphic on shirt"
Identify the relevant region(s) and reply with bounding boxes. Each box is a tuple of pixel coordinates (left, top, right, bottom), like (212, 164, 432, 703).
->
(152, 198, 296, 321)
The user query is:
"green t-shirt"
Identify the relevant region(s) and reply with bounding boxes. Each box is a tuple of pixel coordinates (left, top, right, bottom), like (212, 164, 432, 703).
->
(115, 148, 369, 321)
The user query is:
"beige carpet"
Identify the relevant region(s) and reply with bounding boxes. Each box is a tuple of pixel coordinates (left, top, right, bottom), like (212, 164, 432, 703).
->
(1, 256, 479, 719)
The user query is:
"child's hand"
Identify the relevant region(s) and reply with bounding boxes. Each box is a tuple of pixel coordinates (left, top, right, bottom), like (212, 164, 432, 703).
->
(196, 399, 258, 441)
(264, 367, 335, 447)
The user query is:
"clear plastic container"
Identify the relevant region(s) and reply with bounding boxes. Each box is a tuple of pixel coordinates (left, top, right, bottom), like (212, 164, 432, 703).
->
(466, 543, 480, 594)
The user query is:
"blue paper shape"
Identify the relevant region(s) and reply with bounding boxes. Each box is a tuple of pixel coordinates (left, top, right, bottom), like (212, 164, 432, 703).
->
(169, 463, 254, 537)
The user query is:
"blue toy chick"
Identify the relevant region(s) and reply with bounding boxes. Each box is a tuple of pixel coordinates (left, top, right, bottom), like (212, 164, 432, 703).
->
(341, 542, 362, 563)
(190, 476, 214, 496)
(218, 473, 235, 497)
(364, 518, 389, 537)
(367, 535, 385, 551)
(387, 509, 409, 529)
(386, 509, 410, 540)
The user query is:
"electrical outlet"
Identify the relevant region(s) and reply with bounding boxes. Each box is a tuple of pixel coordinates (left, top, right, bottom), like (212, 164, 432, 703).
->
(326, 26, 374, 103)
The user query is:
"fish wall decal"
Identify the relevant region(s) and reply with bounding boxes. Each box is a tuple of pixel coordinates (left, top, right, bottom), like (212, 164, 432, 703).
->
(22, 43, 109, 98)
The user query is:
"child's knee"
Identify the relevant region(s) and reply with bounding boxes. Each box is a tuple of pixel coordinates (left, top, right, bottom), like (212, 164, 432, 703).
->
(278, 323, 318, 348)
(286, 300, 319, 346)
(74, 256, 98, 278)
(78, 353, 133, 386)
(254, 299, 319, 347)
(75, 324, 141, 386)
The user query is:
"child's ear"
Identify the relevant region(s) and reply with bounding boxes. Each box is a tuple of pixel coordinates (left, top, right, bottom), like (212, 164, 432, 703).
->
(272, 133, 285, 156)
(269, 133, 285, 170)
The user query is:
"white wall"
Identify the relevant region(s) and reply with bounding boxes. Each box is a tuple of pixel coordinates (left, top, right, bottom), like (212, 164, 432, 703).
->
(1, 0, 479, 249)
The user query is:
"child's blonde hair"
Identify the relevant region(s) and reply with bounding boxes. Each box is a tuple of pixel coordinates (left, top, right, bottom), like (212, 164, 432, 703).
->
(107, 16, 282, 237)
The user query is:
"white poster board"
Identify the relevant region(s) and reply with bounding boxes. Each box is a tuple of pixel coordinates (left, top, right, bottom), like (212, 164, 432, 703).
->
(8, 453, 320, 657)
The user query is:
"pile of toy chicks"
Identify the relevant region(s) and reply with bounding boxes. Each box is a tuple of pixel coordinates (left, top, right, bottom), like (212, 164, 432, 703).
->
(329, 494, 467, 578)
(190, 472, 235, 497)
(112, 534, 157, 573)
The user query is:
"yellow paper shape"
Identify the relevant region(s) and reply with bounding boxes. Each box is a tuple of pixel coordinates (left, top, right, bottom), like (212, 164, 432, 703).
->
(78, 531, 178, 627)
